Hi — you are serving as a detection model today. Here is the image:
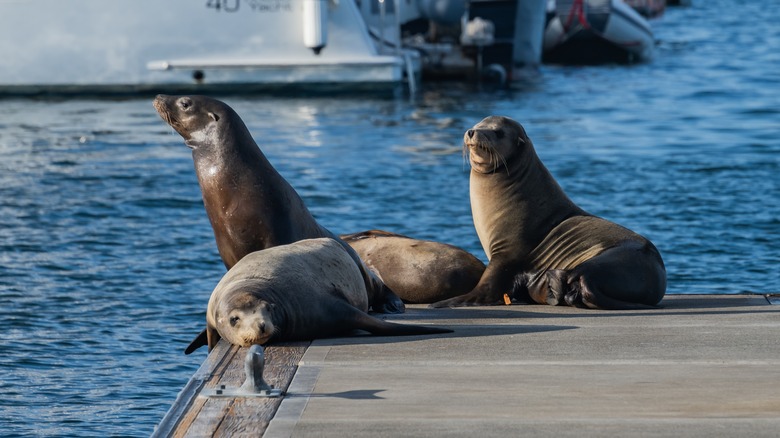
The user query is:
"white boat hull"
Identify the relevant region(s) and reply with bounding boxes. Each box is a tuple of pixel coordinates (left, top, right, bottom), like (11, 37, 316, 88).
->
(0, 0, 406, 94)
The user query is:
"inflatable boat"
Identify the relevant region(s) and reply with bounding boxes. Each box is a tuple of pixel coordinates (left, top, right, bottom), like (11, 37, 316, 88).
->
(543, 0, 655, 65)
(624, 0, 666, 18)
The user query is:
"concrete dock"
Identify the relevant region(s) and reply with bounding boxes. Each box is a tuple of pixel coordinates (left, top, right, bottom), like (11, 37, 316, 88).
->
(156, 294, 780, 437)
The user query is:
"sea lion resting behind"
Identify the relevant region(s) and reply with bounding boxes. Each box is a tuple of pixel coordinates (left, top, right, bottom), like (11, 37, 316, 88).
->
(432, 116, 666, 309)
(188, 238, 452, 353)
(152, 94, 404, 316)
(341, 230, 486, 304)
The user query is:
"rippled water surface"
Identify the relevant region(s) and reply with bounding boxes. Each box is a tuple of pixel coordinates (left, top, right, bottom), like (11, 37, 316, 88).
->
(1, 1, 778, 436)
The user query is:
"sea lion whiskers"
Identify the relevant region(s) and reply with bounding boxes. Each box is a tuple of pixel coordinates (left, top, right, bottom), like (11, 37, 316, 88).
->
(474, 141, 508, 175)
(463, 139, 494, 170)
(490, 147, 511, 175)
(160, 111, 175, 127)
(462, 141, 469, 171)
(241, 322, 276, 346)
(153, 101, 177, 129)
(466, 138, 500, 167)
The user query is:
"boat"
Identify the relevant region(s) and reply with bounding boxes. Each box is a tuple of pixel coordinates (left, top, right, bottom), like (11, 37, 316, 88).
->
(0, 0, 552, 95)
(543, 0, 655, 65)
(0, 0, 416, 95)
(406, 0, 548, 83)
(623, 0, 666, 19)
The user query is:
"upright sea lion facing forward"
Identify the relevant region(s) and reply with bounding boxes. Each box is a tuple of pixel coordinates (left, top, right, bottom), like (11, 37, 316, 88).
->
(341, 230, 486, 304)
(432, 116, 666, 309)
(153, 95, 404, 317)
(190, 238, 452, 353)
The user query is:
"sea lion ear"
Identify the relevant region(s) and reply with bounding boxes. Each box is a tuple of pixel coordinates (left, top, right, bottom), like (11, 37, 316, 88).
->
(208, 112, 220, 122)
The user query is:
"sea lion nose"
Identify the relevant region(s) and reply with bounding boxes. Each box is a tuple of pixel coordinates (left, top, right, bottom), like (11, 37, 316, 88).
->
(466, 129, 475, 138)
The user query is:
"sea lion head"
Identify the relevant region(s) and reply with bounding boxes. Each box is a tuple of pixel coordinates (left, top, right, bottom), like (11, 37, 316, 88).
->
(464, 116, 529, 174)
(213, 289, 277, 347)
(153, 94, 239, 150)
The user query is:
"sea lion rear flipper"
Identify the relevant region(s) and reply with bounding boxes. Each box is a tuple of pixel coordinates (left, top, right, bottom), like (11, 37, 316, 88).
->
(184, 328, 208, 355)
(346, 305, 453, 337)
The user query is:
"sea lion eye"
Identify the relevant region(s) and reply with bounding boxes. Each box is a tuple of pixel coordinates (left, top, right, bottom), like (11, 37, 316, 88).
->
(495, 130, 505, 139)
(229, 315, 240, 326)
(178, 97, 193, 110)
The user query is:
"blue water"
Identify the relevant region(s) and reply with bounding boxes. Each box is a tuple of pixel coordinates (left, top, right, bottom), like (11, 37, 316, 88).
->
(1, 1, 778, 436)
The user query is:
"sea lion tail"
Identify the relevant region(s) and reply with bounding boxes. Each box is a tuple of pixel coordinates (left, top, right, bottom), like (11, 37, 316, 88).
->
(352, 311, 453, 337)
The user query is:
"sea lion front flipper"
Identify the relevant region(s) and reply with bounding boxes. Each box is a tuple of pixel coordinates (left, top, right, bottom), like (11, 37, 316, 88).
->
(429, 260, 513, 308)
(184, 328, 208, 355)
(339, 229, 409, 241)
(206, 325, 222, 352)
(361, 258, 405, 314)
(370, 282, 405, 314)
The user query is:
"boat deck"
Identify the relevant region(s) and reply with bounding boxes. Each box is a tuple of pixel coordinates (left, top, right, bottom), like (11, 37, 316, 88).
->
(155, 294, 780, 437)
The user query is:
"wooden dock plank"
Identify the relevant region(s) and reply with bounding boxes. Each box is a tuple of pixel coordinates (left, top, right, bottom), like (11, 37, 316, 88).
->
(214, 344, 308, 437)
(170, 344, 239, 438)
(186, 347, 243, 436)
(153, 341, 309, 438)
(153, 341, 235, 438)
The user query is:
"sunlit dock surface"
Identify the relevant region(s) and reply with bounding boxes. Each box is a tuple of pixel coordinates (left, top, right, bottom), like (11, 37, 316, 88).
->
(156, 294, 780, 437)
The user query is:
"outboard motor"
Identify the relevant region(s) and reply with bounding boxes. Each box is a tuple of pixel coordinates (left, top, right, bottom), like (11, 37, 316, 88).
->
(461, 0, 546, 81)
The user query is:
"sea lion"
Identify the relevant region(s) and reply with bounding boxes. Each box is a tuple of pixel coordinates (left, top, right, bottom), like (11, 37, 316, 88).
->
(153, 95, 404, 318)
(188, 238, 452, 353)
(340, 230, 486, 304)
(431, 116, 666, 309)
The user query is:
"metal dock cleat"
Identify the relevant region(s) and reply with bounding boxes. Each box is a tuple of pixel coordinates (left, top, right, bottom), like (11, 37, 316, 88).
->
(201, 345, 283, 398)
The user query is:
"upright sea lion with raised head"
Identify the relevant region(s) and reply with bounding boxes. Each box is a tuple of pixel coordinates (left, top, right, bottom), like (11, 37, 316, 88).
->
(153, 94, 403, 314)
(341, 230, 486, 304)
(432, 116, 666, 309)
(191, 238, 452, 353)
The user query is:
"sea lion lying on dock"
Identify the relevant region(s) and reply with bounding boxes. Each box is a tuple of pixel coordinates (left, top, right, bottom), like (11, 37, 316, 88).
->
(152, 94, 404, 317)
(188, 238, 452, 352)
(431, 116, 666, 309)
(341, 230, 486, 304)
